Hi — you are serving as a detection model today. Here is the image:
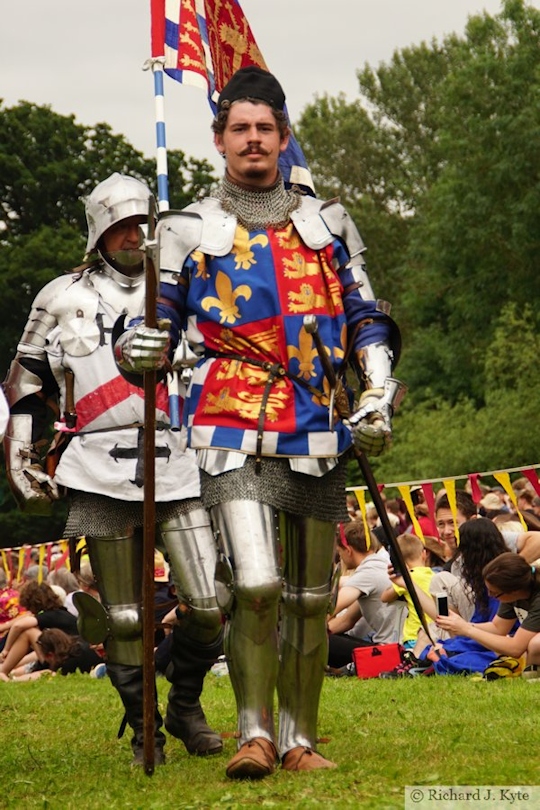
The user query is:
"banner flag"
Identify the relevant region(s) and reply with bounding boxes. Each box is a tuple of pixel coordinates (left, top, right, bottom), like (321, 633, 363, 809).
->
(150, 0, 314, 192)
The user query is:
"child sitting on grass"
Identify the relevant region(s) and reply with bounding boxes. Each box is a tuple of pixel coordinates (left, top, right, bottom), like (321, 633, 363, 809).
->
(379, 534, 434, 677)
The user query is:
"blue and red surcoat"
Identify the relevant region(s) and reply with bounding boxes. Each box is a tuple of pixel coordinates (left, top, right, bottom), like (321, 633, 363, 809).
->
(157, 199, 392, 461)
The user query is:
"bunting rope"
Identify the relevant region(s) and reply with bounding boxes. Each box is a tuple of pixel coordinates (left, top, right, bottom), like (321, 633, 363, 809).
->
(347, 462, 540, 548)
(0, 539, 87, 582)
(347, 462, 540, 491)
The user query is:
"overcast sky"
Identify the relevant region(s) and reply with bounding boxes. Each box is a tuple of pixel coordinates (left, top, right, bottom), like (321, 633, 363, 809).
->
(2, 1, 531, 173)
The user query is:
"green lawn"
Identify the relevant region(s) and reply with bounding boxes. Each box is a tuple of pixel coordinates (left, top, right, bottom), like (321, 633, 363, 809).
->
(1, 671, 538, 809)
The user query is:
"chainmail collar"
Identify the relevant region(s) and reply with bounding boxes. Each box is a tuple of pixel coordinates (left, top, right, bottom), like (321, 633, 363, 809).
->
(214, 172, 302, 231)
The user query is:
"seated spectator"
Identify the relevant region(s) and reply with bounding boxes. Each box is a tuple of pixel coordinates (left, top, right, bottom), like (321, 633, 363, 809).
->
(423, 536, 452, 571)
(0, 580, 78, 679)
(22, 563, 49, 584)
(435, 490, 478, 559)
(492, 513, 526, 552)
(385, 498, 409, 533)
(0, 568, 25, 652)
(381, 533, 433, 650)
(410, 519, 510, 675)
(326, 520, 402, 672)
(346, 494, 360, 520)
(47, 567, 79, 599)
(436, 552, 540, 678)
(8, 628, 103, 681)
(479, 492, 506, 520)
(406, 486, 438, 537)
(65, 563, 100, 617)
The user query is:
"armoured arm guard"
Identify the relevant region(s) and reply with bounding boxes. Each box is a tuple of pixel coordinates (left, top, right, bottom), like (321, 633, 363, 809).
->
(3, 412, 60, 515)
(317, 200, 406, 455)
(3, 285, 62, 513)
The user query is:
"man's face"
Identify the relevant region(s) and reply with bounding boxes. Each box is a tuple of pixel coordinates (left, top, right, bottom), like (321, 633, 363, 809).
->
(435, 508, 468, 552)
(337, 544, 355, 571)
(214, 101, 289, 187)
(102, 215, 146, 253)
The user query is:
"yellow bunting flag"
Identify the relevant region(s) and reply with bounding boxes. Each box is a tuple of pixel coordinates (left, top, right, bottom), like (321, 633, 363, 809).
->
(18, 548, 25, 582)
(493, 472, 528, 531)
(442, 479, 460, 545)
(398, 485, 425, 542)
(353, 488, 371, 549)
(38, 543, 46, 583)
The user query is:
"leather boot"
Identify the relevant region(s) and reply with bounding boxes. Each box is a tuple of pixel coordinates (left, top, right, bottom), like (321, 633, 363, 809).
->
(107, 663, 166, 766)
(226, 737, 277, 780)
(165, 627, 223, 756)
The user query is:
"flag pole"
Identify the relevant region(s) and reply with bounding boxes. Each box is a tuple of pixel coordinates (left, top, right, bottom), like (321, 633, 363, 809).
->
(146, 56, 170, 213)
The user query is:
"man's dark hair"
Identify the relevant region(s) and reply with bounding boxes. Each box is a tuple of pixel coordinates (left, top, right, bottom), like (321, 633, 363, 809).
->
(436, 490, 477, 520)
(211, 101, 290, 139)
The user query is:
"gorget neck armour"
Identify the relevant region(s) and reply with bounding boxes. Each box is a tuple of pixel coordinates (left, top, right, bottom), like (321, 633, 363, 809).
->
(215, 173, 302, 231)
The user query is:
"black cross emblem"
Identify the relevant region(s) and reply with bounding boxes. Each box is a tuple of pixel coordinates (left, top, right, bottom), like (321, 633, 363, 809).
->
(96, 312, 113, 346)
(109, 427, 171, 488)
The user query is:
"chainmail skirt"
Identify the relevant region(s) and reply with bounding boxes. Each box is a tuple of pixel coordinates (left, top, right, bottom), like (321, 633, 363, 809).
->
(201, 455, 349, 523)
(64, 493, 203, 537)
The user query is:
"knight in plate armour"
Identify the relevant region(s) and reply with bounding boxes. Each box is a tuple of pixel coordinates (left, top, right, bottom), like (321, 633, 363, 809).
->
(115, 67, 405, 778)
(2, 174, 223, 765)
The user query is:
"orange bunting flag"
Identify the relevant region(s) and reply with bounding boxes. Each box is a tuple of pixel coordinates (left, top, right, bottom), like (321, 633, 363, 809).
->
(398, 485, 425, 542)
(442, 479, 460, 545)
(353, 488, 371, 549)
(493, 472, 528, 531)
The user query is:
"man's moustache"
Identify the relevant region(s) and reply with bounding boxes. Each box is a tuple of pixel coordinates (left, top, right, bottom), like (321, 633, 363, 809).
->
(239, 147, 270, 156)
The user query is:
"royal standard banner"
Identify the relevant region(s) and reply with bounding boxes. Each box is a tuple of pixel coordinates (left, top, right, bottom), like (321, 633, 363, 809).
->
(150, 0, 314, 192)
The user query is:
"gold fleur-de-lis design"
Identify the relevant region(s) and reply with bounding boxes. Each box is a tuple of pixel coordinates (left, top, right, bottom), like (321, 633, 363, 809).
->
(192, 250, 208, 280)
(288, 326, 319, 381)
(201, 271, 251, 324)
(233, 229, 268, 269)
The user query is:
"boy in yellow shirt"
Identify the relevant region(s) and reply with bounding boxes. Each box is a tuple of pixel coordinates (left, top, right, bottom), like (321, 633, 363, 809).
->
(380, 534, 434, 677)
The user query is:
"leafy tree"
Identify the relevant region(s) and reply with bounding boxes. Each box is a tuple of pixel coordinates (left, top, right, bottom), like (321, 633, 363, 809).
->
(296, 1, 540, 484)
(297, 1, 540, 410)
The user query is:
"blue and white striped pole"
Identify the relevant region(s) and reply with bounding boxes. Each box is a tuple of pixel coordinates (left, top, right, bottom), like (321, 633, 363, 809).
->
(150, 57, 170, 213)
(144, 55, 181, 427)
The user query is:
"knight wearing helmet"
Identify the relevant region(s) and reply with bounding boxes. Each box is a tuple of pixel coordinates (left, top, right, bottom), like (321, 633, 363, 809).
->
(2, 173, 223, 765)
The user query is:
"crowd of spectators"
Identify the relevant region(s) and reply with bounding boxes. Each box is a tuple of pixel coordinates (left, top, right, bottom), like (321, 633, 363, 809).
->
(0, 546, 180, 682)
(329, 478, 540, 679)
(3, 476, 540, 685)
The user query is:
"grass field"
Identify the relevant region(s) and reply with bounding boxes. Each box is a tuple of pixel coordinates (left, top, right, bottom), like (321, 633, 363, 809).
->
(2, 670, 539, 809)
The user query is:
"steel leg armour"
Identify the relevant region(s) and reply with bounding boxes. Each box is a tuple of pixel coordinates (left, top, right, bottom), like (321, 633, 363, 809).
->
(85, 532, 165, 763)
(277, 514, 336, 755)
(85, 532, 144, 666)
(159, 508, 222, 645)
(158, 509, 223, 755)
(210, 501, 282, 747)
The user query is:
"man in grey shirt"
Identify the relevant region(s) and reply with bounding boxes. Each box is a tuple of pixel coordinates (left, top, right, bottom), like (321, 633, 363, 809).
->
(327, 520, 403, 669)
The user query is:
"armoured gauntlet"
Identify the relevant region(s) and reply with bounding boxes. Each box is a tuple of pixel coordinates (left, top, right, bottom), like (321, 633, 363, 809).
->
(348, 344, 406, 456)
(4, 414, 60, 514)
(114, 320, 171, 373)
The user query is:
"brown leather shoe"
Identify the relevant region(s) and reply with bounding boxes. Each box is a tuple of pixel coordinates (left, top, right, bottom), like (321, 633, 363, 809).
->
(226, 737, 277, 780)
(282, 746, 337, 772)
